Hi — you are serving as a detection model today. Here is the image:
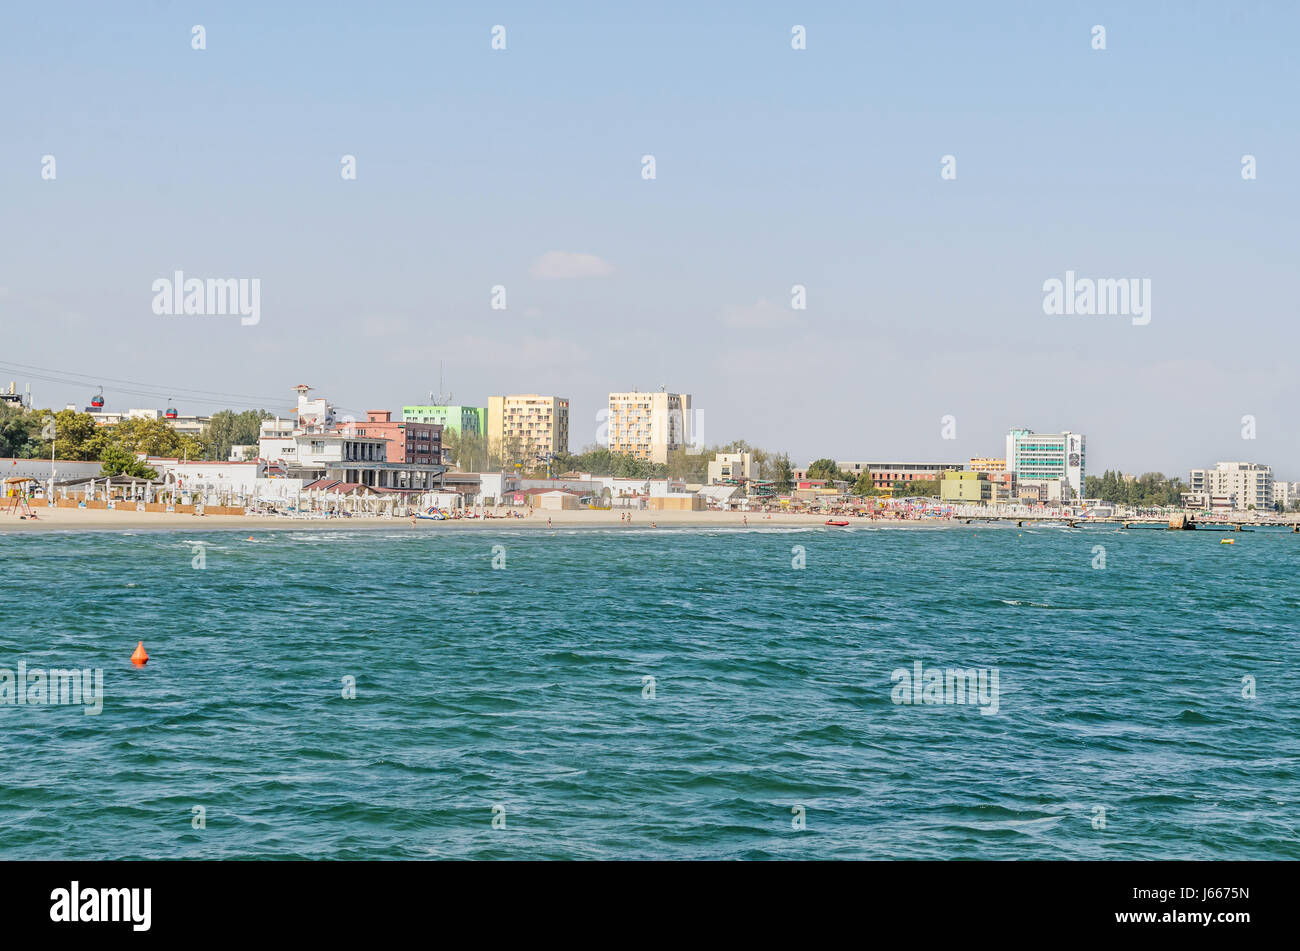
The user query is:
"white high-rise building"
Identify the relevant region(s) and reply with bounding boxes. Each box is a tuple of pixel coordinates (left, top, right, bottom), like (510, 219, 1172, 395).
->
(1273, 481, 1292, 508)
(1188, 462, 1273, 511)
(1005, 429, 1086, 499)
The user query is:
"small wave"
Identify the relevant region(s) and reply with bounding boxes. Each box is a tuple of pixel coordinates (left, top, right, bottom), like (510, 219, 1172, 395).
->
(959, 815, 1068, 832)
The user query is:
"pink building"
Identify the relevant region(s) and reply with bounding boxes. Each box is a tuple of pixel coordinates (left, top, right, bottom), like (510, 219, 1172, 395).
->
(342, 411, 442, 466)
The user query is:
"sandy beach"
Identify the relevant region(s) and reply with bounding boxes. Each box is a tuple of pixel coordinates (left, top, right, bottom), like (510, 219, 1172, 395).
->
(0, 505, 954, 534)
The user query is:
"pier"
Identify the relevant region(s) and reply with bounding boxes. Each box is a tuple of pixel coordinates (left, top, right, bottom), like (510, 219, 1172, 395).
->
(961, 513, 1300, 531)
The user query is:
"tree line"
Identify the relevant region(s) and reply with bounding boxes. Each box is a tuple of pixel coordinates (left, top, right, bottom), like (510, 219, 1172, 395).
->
(804, 458, 939, 497)
(0, 404, 269, 479)
(1083, 470, 1187, 507)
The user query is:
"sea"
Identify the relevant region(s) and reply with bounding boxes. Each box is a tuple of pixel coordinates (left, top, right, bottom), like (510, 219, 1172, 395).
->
(1, 522, 1296, 859)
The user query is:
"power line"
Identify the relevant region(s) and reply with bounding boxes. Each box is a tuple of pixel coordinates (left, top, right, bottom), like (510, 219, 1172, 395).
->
(0, 360, 288, 407)
(0, 359, 368, 419)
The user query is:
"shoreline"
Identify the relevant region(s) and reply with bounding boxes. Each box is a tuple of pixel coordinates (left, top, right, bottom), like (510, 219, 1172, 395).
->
(0, 506, 962, 535)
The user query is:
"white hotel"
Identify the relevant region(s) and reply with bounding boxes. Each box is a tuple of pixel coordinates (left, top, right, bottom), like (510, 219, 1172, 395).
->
(1188, 462, 1273, 511)
(1005, 429, 1086, 500)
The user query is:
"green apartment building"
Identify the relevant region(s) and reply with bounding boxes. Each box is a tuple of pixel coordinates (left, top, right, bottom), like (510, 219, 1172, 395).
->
(401, 405, 487, 437)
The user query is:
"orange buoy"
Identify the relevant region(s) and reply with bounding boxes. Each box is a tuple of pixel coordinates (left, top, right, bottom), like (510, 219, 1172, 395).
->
(247, 536, 254, 541)
(130, 641, 148, 666)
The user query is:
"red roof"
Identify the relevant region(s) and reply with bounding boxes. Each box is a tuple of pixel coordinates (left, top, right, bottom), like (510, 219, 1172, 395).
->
(301, 479, 340, 491)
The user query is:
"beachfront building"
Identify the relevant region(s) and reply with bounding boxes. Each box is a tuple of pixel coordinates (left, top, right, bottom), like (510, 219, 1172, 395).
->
(1005, 429, 1086, 499)
(1, 457, 104, 485)
(708, 451, 758, 484)
(939, 470, 992, 503)
(834, 461, 964, 491)
(487, 394, 570, 468)
(311, 444, 444, 491)
(1272, 480, 1299, 509)
(985, 471, 1017, 503)
(607, 389, 692, 464)
(290, 432, 389, 467)
(401, 404, 486, 437)
(257, 417, 297, 462)
(291, 384, 336, 431)
(969, 456, 1007, 473)
(1017, 477, 1070, 503)
(1188, 462, 1273, 511)
(257, 387, 446, 491)
(145, 459, 268, 496)
(1181, 491, 1235, 513)
(340, 411, 441, 466)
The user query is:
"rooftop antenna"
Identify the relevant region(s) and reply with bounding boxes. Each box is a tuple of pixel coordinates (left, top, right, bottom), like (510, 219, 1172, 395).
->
(429, 360, 453, 405)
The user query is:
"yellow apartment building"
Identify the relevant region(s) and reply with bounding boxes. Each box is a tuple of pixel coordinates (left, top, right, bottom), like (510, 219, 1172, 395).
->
(607, 389, 692, 464)
(487, 394, 570, 467)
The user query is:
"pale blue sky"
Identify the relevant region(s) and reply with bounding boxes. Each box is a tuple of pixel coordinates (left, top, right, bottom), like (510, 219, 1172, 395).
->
(2, 1, 1297, 474)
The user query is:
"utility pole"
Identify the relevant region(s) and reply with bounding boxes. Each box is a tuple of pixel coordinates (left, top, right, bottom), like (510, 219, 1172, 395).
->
(43, 416, 56, 500)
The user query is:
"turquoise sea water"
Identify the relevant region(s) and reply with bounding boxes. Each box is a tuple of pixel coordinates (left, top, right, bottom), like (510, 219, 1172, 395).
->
(1, 522, 1297, 860)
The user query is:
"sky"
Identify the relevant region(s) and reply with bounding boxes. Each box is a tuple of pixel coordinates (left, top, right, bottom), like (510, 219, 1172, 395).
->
(2, 1, 1298, 476)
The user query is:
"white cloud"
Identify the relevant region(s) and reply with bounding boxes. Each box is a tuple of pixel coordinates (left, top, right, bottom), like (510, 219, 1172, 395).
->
(529, 251, 614, 280)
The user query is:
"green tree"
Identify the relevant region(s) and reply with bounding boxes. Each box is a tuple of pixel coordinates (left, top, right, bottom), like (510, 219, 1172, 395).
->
(771, 453, 794, 492)
(111, 416, 202, 459)
(201, 409, 271, 460)
(806, 458, 846, 482)
(26, 409, 105, 461)
(99, 445, 158, 479)
(1098, 470, 1119, 503)
(666, 447, 710, 483)
(0, 404, 42, 457)
(446, 428, 492, 471)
